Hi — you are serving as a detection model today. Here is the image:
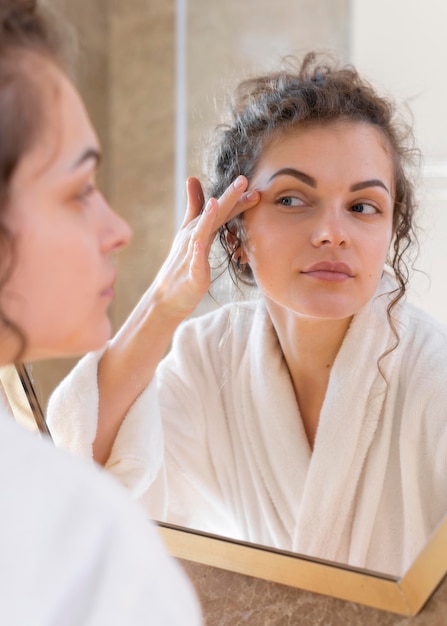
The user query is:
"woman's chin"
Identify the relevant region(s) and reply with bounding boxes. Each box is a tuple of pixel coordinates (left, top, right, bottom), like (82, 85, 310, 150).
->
(23, 326, 113, 362)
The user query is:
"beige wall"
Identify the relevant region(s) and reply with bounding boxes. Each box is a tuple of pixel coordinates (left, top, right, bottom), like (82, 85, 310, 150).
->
(32, 0, 176, 407)
(184, 0, 351, 185)
(351, 0, 447, 325)
(30, 1, 446, 623)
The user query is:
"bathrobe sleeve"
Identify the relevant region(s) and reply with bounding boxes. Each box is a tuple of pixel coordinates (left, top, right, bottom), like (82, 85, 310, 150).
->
(143, 305, 251, 537)
(46, 348, 163, 498)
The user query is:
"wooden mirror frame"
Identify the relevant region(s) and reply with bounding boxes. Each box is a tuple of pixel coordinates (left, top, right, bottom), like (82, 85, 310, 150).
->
(158, 518, 447, 616)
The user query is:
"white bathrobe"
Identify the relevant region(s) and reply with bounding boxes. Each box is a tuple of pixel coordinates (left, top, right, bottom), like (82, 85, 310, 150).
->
(0, 398, 201, 625)
(47, 278, 447, 577)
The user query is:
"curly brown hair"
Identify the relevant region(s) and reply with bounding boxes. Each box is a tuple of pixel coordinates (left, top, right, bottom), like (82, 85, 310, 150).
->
(0, 0, 72, 361)
(206, 52, 420, 339)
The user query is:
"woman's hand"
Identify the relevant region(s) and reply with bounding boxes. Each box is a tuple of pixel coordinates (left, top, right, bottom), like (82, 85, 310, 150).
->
(93, 176, 259, 464)
(149, 175, 259, 321)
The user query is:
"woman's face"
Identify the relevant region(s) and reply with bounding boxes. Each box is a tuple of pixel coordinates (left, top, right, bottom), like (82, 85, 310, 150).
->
(240, 121, 395, 321)
(1, 59, 132, 362)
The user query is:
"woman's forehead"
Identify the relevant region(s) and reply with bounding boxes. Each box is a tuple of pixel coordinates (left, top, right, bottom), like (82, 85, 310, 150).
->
(13, 59, 98, 184)
(252, 121, 395, 185)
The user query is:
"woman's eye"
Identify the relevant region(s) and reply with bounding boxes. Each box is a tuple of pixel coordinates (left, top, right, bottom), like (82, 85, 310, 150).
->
(278, 196, 304, 207)
(76, 184, 96, 204)
(351, 202, 378, 215)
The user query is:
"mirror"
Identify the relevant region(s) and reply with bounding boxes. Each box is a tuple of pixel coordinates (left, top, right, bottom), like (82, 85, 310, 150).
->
(26, 0, 447, 615)
(152, 0, 447, 583)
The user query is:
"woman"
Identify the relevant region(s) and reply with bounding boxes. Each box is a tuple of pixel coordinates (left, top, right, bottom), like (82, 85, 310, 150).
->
(0, 1, 259, 622)
(48, 53, 447, 577)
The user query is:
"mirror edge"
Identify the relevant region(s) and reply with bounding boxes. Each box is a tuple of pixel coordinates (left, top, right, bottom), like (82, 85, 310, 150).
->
(15, 363, 51, 437)
(157, 519, 447, 616)
(0, 363, 50, 437)
(399, 512, 447, 614)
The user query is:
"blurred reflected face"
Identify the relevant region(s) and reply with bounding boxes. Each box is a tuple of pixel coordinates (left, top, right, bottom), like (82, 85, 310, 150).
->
(240, 122, 395, 320)
(1, 58, 131, 361)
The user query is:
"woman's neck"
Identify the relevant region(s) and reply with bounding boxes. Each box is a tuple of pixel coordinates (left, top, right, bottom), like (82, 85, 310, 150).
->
(265, 298, 352, 449)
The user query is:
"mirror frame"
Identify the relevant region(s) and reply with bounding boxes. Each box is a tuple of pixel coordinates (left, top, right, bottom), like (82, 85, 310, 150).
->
(157, 517, 447, 616)
(15, 363, 51, 436)
(0, 364, 50, 437)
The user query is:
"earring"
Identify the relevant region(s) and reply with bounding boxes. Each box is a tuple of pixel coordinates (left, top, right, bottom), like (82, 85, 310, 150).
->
(236, 256, 241, 271)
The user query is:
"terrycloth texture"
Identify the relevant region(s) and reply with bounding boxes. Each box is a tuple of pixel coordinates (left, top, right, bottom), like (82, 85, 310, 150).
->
(0, 397, 201, 625)
(47, 347, 163, 498)
(47, 276, 447, 577)
(149, 278, 447, 576)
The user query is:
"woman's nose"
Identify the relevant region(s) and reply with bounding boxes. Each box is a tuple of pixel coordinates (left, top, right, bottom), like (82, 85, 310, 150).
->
(310, 208, 349, 248)
(100, 195, 133, 254)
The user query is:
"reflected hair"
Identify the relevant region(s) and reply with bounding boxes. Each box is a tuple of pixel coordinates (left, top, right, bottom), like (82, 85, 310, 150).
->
(0, 0, 74, 361)
(206, 51, 420, 351)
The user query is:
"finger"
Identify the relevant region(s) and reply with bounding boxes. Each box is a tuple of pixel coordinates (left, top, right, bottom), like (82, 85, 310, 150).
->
(217, 189, 260, 228)
(189, 240, 210, 287)
(192, 182, 259, 254)
(189, 197, 219, 256)
(187, 176, 260, 261)
(181, 177, 205, 228)
(213, 176, 260, 229)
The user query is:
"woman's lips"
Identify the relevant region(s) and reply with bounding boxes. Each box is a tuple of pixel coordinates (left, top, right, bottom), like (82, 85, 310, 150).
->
(301, 261, 354, 282)
(100, 272, 117, 299)
(101, 287, 115, 299)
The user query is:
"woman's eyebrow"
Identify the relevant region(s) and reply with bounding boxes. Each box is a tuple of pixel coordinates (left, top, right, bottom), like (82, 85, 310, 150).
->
(268, 167, 316, 187)
(350, 179, 391, 195)
(70, 147, 102, 171)
(268, 168, 391, 196)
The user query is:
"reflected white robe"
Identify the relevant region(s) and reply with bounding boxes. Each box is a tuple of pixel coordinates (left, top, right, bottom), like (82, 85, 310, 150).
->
(1, 400, 201, 625)
(48, 279, 447, 577)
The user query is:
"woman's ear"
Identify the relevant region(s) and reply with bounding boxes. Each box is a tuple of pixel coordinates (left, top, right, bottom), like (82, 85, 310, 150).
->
(225, 229, 238, 253)
(226, 230, 249, 265)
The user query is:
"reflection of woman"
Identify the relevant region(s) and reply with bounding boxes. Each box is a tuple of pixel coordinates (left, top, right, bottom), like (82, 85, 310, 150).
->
(0, 0, 255, 621)
(49, 53, 447, 576)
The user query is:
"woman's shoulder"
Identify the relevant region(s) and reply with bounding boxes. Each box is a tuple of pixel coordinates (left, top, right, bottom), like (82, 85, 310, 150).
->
(398, 300, 447, 380)
(0, 403, 132, 512)
(402, 300, 447, 344)
(0, 407, 201, 623)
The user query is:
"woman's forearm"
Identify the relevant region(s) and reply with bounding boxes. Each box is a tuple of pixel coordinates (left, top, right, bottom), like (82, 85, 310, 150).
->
(93, 292, 182, 464)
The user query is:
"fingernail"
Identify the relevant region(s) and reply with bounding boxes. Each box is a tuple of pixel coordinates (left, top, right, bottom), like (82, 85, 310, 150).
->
(246, 190, 258, 201)
(204, 198, 213, 212)
(233, 175, 245, 189)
